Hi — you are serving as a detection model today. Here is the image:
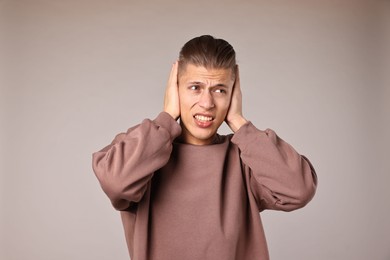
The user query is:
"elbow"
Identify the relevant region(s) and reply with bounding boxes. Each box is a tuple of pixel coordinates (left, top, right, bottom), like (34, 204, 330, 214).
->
(275, 171, 317, 212)
(292, 183, 317, 210)
(292, 155, 318, 209)
(99, 174, 151, 211)
(275, 188, 316, 212)
(287, 173, 318, 211)
(99, 181, 145, 211)
(92, 152, 153, 211)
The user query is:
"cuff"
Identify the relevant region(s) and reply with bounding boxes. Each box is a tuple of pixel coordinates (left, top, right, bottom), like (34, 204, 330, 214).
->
(153, 112, 182, 140)
(231, 121, 264, 151)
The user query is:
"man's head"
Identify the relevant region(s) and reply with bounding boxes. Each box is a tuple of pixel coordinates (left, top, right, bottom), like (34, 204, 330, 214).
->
(177, 35, 237, 145)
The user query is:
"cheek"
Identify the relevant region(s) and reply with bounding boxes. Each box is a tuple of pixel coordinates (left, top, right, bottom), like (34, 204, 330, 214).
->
(214, 100, 230, 121)
(178, 92, 193, 113)
(179, 90, 197, 108)
(218, 96, 232, 111)
(178, 88, 186, 106)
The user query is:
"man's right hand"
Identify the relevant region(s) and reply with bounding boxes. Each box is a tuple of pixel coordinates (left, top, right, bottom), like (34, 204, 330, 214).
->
(164, 61, 180, 120)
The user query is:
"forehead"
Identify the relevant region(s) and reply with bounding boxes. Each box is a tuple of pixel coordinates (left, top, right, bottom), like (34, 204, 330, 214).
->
(179, 64, 234, 84)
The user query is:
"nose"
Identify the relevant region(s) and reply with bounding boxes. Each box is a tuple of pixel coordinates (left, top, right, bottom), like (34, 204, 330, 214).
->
(198, 91, 215, 109)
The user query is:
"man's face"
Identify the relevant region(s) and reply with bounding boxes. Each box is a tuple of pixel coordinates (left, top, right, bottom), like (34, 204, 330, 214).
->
(178, 63, 235, 145)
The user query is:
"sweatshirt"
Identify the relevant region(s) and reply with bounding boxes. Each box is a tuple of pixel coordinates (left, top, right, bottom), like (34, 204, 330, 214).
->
(92, 112, 317, 260)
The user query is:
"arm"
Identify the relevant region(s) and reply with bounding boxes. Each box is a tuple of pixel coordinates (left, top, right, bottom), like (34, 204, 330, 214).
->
(92, 112, 181, 210)
(92, 62, 181, 210)
(232, 124, 317, 211)
(227, 65, 317, 211)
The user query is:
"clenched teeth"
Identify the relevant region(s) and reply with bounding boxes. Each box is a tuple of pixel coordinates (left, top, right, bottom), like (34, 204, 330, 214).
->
(195, 115, 213, 122)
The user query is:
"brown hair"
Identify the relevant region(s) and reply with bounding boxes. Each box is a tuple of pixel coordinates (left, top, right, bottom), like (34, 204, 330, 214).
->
(178, 35, 236, 77)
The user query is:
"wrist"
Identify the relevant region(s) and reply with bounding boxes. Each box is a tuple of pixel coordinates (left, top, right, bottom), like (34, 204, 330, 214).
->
(164, 109, 179, 121)
(228, 115, 248, 132)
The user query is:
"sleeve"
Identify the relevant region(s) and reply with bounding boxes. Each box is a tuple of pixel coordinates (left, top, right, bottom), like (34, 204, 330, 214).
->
(92, 112, 182, 211)
(231, 122, 317, 212)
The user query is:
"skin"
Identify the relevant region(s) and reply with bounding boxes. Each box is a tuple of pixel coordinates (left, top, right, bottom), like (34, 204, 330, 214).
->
(164, 61, 247, 145)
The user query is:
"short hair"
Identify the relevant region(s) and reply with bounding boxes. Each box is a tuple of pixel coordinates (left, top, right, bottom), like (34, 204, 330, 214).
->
(178, 35, 236, 77)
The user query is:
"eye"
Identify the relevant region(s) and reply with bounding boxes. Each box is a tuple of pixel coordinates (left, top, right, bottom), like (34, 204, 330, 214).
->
(189, 85, 199, 90)
(214, 88, 226, 94)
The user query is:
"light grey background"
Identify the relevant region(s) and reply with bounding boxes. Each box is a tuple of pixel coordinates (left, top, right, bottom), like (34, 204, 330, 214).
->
(1, 0, 389, 259)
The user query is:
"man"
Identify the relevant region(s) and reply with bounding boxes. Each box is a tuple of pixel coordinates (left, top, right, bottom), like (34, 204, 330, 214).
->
(92, 35, 317, 260)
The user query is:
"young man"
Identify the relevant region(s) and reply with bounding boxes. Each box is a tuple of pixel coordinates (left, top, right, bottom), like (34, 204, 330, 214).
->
(92, 35, 317, 260)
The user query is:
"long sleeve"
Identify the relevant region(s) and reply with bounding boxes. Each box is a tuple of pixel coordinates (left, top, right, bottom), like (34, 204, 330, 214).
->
(231, 122, 317, 212)
(92, 112, 181, 211)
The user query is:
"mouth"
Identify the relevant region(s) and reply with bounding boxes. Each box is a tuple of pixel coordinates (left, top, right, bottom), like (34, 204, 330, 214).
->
(194, 114, 214, 122)
(193, 114, 214, 128)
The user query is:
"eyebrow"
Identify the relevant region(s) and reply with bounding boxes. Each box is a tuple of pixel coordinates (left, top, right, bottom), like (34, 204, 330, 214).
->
(188, 81, 229, 88)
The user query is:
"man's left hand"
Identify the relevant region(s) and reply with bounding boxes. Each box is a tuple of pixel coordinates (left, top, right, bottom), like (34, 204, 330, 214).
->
(226, 65, 248, 132)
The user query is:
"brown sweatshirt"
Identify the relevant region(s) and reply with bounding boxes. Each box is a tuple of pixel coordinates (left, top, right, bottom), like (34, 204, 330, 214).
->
(92, 112, 317, 260)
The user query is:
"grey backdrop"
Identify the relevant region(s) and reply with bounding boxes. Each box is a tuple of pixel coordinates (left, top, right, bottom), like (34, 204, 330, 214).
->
(1, 0, 389, 259)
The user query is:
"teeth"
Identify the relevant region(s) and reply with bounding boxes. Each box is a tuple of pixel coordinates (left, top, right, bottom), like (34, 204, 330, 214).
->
(195, 115, 213, 122)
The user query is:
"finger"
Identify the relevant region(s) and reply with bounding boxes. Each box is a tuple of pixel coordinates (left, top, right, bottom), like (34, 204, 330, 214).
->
(168, 61, 179, 87)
